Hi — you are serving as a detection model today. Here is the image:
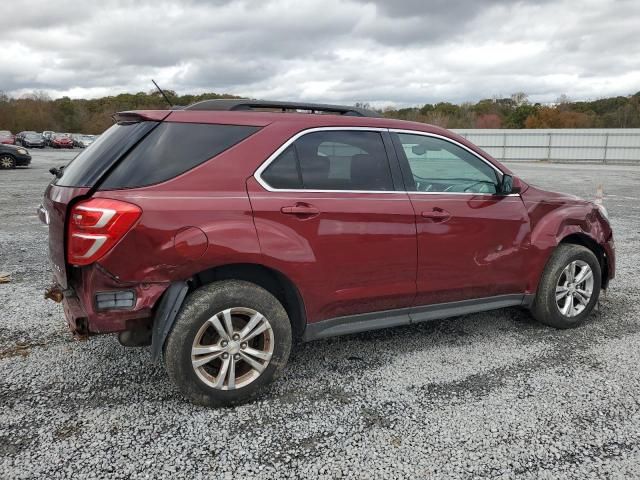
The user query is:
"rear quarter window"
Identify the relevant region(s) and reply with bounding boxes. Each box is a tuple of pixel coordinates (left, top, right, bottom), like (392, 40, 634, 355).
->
(56, 122, 158, 187)
(100, 123, 259, 189)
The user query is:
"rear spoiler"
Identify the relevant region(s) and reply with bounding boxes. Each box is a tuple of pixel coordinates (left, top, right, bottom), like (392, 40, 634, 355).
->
(113, 110, 173, 124)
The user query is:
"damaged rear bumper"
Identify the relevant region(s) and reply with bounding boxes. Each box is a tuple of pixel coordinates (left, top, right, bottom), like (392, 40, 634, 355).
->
(45, 264, 170, 337)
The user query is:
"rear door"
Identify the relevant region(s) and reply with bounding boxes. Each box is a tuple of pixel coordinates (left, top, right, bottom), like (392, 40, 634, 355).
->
(248, 128, 417, 323)
(390, 130, 531, 306)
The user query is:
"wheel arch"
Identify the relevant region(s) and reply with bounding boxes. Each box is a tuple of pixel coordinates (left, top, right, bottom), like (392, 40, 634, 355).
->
(559, 232, 609, 288)
(190, 263, 307, 341)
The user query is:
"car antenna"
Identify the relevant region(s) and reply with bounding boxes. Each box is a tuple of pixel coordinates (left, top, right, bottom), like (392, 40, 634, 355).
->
(152, 79, 174, 108)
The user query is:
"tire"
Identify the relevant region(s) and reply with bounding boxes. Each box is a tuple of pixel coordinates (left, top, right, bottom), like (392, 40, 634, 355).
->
(531, 243, 601, 329)
(164, 280, 292, 407)
(0, 154, 16, 169)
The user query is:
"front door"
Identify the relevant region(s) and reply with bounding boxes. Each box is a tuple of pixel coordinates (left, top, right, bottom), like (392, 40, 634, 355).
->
(391, 131, 531, 307)
(248, 128, 417, 323)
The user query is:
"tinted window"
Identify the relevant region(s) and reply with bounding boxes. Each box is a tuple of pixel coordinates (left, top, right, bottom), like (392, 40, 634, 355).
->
(101, 123, 259, 189)
(261, 146, 301, 189)
(395, 133, 499, 194)
(260, 130, 393, 191)
(56, 121, 158, 187)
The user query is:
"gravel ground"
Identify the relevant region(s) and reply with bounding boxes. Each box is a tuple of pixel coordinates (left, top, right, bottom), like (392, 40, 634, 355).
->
(1, 150, 640, 479)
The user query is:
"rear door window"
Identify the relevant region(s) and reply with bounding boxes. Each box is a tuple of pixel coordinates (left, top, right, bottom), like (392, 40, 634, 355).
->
(260, 130, 394, 191)
(261, 146, 302, 189)
(100, 123, 260, 189)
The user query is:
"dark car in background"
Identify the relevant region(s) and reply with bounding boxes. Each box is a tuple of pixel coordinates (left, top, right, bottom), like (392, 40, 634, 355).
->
(16, 131, 36, 145)
(0, 130, 15, 145)
(22, 132, 45, 148)
(51, 134, 74, 149)
(0, 143, 31, 169)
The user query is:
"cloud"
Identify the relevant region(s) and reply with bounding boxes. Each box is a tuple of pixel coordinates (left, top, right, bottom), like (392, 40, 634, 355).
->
(0, 0, 638, 106)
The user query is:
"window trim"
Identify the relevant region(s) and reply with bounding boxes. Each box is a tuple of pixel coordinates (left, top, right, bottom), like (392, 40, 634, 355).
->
(254, 127, 399, 194)
(254, 126, 516, 196)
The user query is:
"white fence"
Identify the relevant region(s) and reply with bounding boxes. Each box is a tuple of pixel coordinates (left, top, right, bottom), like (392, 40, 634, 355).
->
(451, 129, 640, 164)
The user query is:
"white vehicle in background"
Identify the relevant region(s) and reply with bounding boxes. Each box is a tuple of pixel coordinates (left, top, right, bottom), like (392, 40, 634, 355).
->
(76, 134, 97, 148)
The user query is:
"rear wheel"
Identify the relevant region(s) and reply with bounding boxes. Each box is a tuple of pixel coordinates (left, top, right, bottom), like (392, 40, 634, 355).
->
(0, 154, 15, 169)
(532, 244, 601, 328)
(164, 280, 292, 407)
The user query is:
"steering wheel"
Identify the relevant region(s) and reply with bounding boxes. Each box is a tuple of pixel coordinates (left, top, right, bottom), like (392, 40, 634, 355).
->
(463, 181, 495, 193)
(415, 180, 433, 192)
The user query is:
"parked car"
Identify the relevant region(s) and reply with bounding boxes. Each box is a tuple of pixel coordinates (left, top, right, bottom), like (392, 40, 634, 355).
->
(41, 99, 615, 407)
(75, 134, 96, 148)
(42, 131, 55, 146)
(15, 131, 36, 145)
(0, 130, 16, 145)
(51, 134, 74, 149)
(22, 132, 45, 148)
(0, 143, 31, 169)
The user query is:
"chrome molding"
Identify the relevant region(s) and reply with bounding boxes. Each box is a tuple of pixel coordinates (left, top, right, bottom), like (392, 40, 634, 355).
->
(253, 126, 517, 197)
(253, 127, 391, 194)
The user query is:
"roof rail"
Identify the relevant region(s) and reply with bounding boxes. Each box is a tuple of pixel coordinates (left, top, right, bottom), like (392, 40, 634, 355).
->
(183, 99, 380, 117)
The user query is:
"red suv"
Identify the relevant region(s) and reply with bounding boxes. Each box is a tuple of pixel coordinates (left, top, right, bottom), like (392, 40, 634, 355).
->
(41, 100, 615, 406)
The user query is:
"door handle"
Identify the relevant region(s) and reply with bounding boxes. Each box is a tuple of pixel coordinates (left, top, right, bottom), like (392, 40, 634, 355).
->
(421, 209, 451, 222)
(281, 204, 320, 216)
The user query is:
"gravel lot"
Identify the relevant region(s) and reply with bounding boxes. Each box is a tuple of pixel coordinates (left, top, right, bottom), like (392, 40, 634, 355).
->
(1, 150, 640, 479)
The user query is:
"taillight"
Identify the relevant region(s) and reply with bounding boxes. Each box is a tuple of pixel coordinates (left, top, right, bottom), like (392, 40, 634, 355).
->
(67, 198, 141, 266)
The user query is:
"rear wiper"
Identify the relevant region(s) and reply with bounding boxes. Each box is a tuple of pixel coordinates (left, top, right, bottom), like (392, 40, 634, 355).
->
(49, 165, 65, 178)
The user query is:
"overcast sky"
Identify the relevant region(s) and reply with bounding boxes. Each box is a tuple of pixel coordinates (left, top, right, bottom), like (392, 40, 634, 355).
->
(2, 0, 639, 107)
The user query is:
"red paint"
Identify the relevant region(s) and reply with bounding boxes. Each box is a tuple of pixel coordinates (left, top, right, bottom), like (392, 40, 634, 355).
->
(51, 135, 74, 148)
(409, 194, 531, 305)
(0, 131, 15, 144)
(43, 110, 615, 336)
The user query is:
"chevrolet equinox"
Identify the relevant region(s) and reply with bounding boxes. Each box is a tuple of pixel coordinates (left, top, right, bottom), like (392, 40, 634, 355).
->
(41, 99, 615, 406)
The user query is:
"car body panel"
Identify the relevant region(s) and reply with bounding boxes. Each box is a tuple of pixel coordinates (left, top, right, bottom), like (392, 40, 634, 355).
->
(246, 177, 418, 323)
(43, 183, 90, 288)
(407, 193, 532, 305)
(520, 185, 615, 292)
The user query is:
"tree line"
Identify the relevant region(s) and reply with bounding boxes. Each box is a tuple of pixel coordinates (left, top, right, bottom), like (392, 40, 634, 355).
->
(1, 90, 639, 134)
(379, 91, 640, 129)
(0, 90, 241, 134)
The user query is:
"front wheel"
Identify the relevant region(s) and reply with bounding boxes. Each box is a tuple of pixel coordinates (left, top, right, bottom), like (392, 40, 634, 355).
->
(532, 244, 601, 328)
(164, 280, 292, 407)
(0, 154, 16, 169)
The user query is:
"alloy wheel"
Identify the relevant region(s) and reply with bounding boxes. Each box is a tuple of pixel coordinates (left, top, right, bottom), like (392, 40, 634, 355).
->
(0, 155, 14, 169)
(191, 307, 274, 390)
(555, 260, 594, 317)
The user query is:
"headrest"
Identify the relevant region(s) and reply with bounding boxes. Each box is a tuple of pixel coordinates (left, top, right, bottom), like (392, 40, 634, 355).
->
(350, 153, 391, 190)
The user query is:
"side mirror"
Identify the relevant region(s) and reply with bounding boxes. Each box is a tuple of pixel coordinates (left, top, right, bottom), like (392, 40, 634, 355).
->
(499, 174, 521, 195)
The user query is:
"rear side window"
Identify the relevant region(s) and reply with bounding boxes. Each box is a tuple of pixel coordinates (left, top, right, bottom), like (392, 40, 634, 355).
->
(56, 122, 158, 187)
(260, 130, 393, 191)
(100, 123, 259, 189)
(261, 146, 301, 189)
